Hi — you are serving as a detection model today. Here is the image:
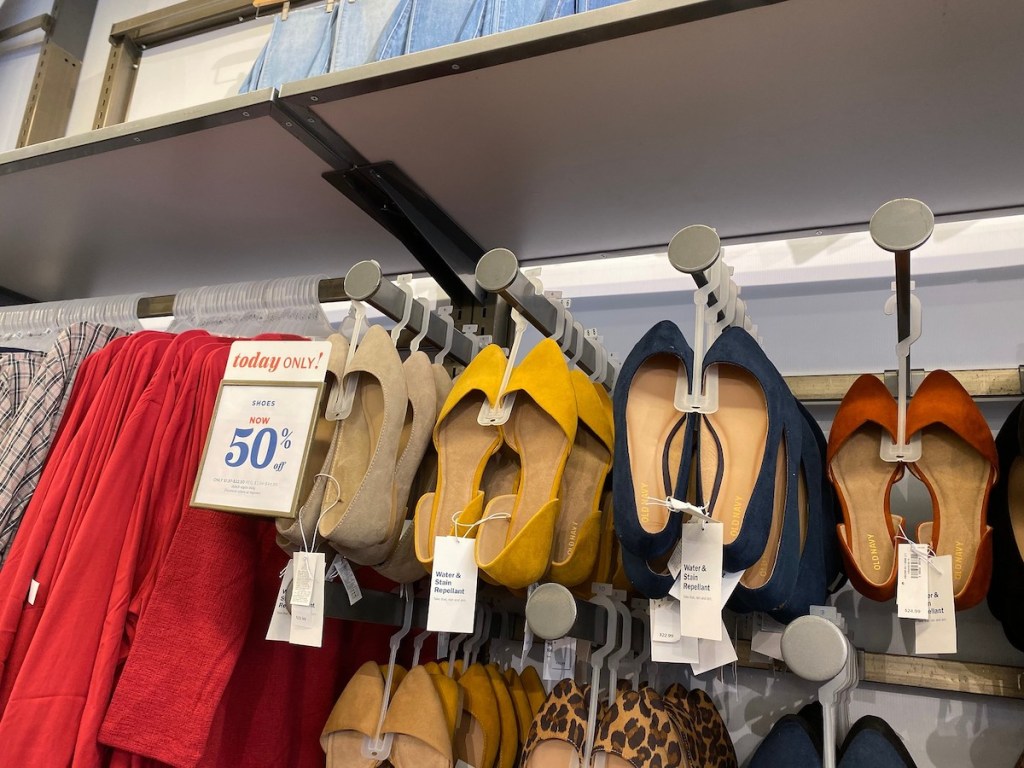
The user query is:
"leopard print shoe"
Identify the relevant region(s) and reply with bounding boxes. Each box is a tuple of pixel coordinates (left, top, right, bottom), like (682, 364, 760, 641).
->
(521, 679, 590, 768)
(592, 687, 684, 768)
(682, 689, 738, 768)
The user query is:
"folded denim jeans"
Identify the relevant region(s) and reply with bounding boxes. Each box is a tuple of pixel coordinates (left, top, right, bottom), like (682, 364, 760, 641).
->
(374, 0, 486, 60)
(239, 4, 339, 93)
(331, 0, 402, 71)
(482, 0, 559, 35)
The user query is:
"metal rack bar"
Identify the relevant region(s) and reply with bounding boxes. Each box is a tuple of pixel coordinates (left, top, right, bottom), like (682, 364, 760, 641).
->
(475, 248, 618, 386)
(343, 260, 477, 366)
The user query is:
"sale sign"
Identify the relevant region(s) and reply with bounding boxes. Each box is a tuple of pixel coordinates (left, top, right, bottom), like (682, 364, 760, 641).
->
(192, 340, 333, 519)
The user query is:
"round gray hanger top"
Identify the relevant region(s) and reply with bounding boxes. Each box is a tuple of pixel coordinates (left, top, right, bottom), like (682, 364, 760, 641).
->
(780, 615, 848, 682)
(668, 225, 722, 274)
(869, 198, 935, 252)
(525, 583, 578, 641)
(475, 248, 520, 293)
(343, 259, 385, 301)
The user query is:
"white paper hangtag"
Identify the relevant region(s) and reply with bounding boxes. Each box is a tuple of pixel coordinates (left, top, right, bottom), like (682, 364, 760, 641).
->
(897, 543, 929, 619)
(750, 613, 786, 661)
(691, 620, 737, 675)
(290, 551, 320, 607)
(427, 537, 479, 633)
(333, 554, 362, 605)
(677, 522, 724, 640)
(542, 637, 578, 682)
(651, 597, 682, 643)
(652, 634, 700, 664)
(289, 553, 326, 647)
(27, 579, 39, 606)
(915, 555, 957, 654)
(267, 561, 293, 642)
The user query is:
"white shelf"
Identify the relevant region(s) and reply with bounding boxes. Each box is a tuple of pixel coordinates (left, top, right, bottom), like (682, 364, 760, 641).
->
(284, 0, 1024, 258)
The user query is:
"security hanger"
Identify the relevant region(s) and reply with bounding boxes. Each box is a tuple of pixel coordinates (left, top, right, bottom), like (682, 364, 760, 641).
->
(361, 586, 415, 761)
(605, 597, 633, 706)
(870, 199, 933, 464)
(583, 585, 621, 768)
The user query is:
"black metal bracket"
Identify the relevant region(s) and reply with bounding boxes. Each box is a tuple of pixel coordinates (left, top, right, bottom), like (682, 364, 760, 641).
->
(323, 161, 486, 309)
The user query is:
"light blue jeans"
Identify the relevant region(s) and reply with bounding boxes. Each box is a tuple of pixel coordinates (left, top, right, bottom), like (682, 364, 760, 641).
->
(373, 0, 487, 59)
(330, 0, 402, 71)
(239, 4, 339, 92)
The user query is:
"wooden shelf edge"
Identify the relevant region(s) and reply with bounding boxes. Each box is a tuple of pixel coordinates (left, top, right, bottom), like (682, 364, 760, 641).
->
(786, 368, 1023, 402)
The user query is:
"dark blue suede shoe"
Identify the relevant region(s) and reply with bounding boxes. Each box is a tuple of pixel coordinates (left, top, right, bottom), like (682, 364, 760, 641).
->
(620, 545, 674, 598)
(612, 321, 695, 595)
(768, 403, 830, 622)
(728, 393, 803, 614)
(748, 710, 823, 768)
(697, 326, 792, 572)
(839, 716, 918, 768)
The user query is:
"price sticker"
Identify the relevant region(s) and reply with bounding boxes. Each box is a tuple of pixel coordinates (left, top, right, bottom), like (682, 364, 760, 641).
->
(192, 340, 332, 519)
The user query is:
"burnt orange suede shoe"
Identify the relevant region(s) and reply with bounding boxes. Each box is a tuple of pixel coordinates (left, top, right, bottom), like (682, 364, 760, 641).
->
(906, 370, 998, 610)
(827, 375, 905, 602)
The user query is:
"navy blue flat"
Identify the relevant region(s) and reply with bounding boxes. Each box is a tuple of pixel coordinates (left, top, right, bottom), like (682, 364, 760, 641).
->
(748, 710, 823, 768)
(728, 393, 803, 614)
(612, 321, 695, 571)
(839, 716, 918, 768)
(697, 327, 792, 572)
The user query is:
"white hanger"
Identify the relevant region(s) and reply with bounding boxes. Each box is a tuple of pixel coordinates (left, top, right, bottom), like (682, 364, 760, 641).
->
(408, 297, 432, 354)
(361, 586, 414, 761)
(583, 586, 620, 768)
(434, 305, 455, 365)
(390, 275, 415, 346)
(605, 598, 633, 706)
(335, 300, 367, 420)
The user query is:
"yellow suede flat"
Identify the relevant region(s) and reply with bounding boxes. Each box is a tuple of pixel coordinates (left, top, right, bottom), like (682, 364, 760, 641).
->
(485, 664, 520, 768)
(476, 340, 577, 588)
(455, 664, 501, 768)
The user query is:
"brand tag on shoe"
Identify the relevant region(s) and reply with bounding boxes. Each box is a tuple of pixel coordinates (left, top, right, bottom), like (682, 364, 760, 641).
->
(651, 596, 682, 643)
(328, 553, 362, 605)
(289, 553, 325, 648)
(427, 536, 478, 633)
(267, 562, 294, 642)
(676, 521, 724, 641)
(915, 554, 957, 654)
(897, 543, 929, 619)
(542, 637, 577, 682)
(651, 633, 700, 664)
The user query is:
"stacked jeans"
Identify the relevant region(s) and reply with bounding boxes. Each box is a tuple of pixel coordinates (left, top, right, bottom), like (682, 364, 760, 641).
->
(239, 0, 632, 92)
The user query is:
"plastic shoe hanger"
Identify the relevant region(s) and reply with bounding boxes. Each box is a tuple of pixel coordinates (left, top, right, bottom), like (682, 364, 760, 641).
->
(390, 275, 415, 346)
(411, 629, 432, 668)
(582, 586, 620, 768)
(627, 602, 651, 691)
(605, 596, 633, 706)
(409, 296, 432, 354)
(447, 633, 470, 678)
(362, 586, 415, 761)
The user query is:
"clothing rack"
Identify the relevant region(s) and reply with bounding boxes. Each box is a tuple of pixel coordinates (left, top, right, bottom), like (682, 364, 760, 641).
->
(474, 248, 619, 386)
(342, 260, 477, 366)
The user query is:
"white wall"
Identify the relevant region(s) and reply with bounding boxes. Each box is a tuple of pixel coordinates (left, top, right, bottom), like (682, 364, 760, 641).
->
(0, 38, 41, 151)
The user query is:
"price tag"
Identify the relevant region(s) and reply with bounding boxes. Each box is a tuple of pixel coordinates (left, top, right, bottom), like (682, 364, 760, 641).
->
(327, 553, 363, 605)
(897, 544, 929, 619)
(267, 562, 293, 642)
(427, 537, 478, 633)
(193, 340, 332, 519)
(651, 596, 682, 643)
(290, 553, 326, 648)
(290, 551, 320, 607)
(652, 633, 700, 664)
(27, 579, 40, 606)
(542, 637, 578, 682)
(915, 555, 957, 654)
(677, 522, 724, 640)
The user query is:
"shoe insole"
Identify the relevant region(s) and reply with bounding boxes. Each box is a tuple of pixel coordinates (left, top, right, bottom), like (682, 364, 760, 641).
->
(323, 374, 385, 531)
(701, 364, 768, 544)
(1010, 457, 1024, 557)
(916, 426, 990, 593)
(506, 394, 569, 541)
(741, 435, 788, 589)
(432, 395, 499, 547)
(554, 425, 611, 565)
(830, 425, 896, 586)
(527, 741, 581, 768)
(454, 712, 488, 768)
(592, 753, 632, 768)
(626, 355, 689, 534)
(482, 444, 521, 501)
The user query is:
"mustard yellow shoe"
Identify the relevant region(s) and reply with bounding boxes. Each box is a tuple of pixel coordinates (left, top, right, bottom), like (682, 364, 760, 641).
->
(549, 372, 614, 587)
(320, 661, 385, 768)
(519, 665, 547, 716)
(455, 664, 501, 768)
(381, 665, 454, 768)
(415, 345, 507, 569)
(425, 663, 463, 745)
(476, 340, 577, 589)
(485, 664, 520, 768)
(503, 668, 535, 751)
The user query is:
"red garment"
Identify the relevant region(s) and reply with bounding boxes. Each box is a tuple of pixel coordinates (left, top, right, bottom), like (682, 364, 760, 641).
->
(101, 344, 395, 768)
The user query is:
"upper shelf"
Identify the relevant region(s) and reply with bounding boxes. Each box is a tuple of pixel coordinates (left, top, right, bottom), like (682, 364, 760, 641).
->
(0, 91, 415, 301)
(282, 0, 1024, 258)
(1, 0, 1022, 302)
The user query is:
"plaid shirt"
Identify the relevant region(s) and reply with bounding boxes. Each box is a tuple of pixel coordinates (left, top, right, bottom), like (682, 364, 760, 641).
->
(0, 323, 126, 565)
(0, 351, 45, 437)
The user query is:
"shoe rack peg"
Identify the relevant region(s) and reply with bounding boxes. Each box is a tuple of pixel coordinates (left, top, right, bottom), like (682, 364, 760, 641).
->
(475, 248, 618, 388)
(343, 260, 477, 366)
(869, 199, 934, 463)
